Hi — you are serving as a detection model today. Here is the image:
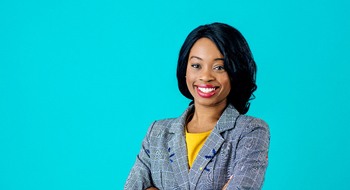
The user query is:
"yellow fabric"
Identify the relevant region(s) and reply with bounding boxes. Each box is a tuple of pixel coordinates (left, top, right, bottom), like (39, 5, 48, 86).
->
(185, 129, 212, 168)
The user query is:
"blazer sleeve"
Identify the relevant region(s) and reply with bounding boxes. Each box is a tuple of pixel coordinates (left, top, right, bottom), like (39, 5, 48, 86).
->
(227, 118, 270, 190)
(124, 122, 156, 190)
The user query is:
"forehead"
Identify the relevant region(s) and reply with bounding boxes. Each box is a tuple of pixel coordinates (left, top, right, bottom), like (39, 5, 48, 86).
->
(189, 38, 223, 59)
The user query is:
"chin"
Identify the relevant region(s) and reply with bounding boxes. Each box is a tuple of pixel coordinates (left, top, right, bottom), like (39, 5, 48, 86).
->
(194, 99, 227, 107)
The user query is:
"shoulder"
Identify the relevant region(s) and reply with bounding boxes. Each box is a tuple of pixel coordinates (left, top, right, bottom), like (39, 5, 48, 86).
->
(222, 114, 269, 140)
(236, 115, 268, 129)
(146, 118, 179, 137)
(145, 105, 193, 138)
(154, 118, 177, 126)
(234, 115, 270, 140)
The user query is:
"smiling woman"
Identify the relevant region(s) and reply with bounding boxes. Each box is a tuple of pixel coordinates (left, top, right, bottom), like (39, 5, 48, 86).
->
(124, 23, 270, 190)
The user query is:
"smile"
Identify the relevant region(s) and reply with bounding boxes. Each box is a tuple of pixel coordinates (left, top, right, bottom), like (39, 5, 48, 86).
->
(198, 87, 216, 93)
(196, 85, 218, 98)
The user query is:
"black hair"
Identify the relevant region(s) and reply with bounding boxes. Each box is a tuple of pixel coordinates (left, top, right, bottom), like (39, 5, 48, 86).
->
(177, 22, 257, 114)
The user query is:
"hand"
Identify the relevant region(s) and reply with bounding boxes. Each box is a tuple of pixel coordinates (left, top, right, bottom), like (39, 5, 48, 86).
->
(222, 175, 233, 190)
(145, 187, 159, 190)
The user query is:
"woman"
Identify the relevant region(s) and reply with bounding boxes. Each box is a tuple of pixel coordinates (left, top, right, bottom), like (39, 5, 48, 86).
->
(124, 22, 270, 190)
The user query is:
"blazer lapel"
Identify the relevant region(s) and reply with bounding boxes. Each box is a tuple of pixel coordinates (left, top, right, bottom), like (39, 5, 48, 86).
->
(188, 104, 240, 189)
(189, 130, 225, 189)
(166, 106, 193, 190)
(167, 131, 190, 189)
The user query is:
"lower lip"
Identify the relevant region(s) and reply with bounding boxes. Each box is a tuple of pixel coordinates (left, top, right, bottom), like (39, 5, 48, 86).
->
(196, 87, 216, 98)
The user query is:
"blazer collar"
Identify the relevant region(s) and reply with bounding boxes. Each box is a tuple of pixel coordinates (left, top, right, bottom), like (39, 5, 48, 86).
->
(215, 104, 241, 133)
(168, 104, 194, 134)
(169, 104, 240, 134)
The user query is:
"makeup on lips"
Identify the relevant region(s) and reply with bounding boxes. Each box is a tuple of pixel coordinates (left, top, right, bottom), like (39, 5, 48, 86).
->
(196, 84, 218, 98)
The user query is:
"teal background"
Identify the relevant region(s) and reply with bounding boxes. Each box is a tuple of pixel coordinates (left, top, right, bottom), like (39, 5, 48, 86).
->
(1, 0, 349, 189)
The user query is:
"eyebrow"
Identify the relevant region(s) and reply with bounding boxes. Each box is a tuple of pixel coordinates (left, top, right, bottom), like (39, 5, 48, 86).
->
(189, 56, 224, 61)
(189, 56, 203, 61)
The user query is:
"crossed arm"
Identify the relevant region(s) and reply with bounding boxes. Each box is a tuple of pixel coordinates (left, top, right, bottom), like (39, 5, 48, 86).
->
(145, 176, 232, 190)
(125, 119, 270, 189)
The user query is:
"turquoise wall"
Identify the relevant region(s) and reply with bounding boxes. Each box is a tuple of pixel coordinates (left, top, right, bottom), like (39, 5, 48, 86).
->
(1, 0, 349, 189)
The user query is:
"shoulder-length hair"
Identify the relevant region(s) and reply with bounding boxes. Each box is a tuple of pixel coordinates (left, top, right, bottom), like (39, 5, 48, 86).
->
(177, 22, 257, 114)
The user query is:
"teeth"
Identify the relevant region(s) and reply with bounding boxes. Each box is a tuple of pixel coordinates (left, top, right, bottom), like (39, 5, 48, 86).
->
(198, 87, 216, 93)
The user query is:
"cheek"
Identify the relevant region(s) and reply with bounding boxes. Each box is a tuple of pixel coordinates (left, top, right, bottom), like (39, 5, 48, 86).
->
(226, 80, 231, 91)
(185, 73, 197, 94)
(221, 77, 231, 92)
(185, 69, 194, 85)
(185, 76, 193, 90)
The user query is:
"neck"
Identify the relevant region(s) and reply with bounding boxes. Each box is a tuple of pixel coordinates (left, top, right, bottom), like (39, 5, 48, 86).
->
(187, 101, 227, 133)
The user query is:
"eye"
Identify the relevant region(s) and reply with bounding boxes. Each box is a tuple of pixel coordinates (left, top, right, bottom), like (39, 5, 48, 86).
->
(190, 63, 201, 69)
(214, 65, 225, 71)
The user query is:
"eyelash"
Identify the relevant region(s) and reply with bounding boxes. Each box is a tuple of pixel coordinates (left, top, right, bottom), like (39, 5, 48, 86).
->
(214, 65, 225, 70)
(190, 64, 225, 71)
(191, 64, 201, 69)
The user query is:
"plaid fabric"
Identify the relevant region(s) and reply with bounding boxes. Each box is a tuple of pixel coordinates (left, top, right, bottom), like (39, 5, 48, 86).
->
(125, 104, 270, 190)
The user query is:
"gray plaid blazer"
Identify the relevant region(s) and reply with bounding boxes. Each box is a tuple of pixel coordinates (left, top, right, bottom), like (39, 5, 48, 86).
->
(125, 104, 270, 190)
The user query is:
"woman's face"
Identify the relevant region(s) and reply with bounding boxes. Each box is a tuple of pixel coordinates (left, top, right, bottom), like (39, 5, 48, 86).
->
(186, 38, 231, 107)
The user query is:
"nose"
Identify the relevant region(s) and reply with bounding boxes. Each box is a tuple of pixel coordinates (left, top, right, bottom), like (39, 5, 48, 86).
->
(199, 68, 215, 82)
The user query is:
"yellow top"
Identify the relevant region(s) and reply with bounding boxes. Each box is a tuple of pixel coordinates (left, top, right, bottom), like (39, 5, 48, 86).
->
(185, 129, 212, 168)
